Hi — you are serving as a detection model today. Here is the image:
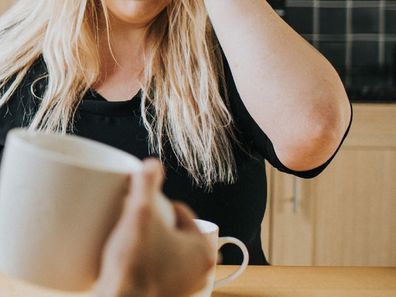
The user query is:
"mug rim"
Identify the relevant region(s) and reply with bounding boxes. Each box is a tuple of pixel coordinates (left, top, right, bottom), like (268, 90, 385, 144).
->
(6, 128, 142, 175)
(194, 219, 219, 234)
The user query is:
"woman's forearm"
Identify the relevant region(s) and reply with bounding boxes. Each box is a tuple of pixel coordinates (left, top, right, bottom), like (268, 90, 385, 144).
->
(205, 0, 351, 171)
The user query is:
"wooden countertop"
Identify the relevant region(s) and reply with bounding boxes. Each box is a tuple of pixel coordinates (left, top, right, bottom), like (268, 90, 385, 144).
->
(1, 266, 395, 297)
(213, 266, 396, 297)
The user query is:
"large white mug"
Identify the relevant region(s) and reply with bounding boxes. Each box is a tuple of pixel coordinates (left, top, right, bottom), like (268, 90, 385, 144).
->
(0, 128, 174, 292)
(193, 219, 249, 297)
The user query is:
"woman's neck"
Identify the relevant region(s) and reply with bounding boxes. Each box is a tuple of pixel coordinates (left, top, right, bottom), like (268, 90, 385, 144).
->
(94, 15, 148, 102)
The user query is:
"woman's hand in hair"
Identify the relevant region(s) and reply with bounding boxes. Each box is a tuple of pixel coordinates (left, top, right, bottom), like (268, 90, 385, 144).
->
(93, 159, 215, 297)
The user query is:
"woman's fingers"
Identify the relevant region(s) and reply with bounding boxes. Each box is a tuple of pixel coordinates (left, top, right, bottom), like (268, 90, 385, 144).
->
(173, 202, 199, 232)
(173, 203, 216, 275)
(131, 158, 164, 206)
(120, 158, 164, 230)
(96, 158, 215, 297)
(142, 158, 164, 194)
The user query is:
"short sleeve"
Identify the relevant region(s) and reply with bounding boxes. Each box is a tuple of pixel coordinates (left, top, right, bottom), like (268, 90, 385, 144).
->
(222, 52, 353, 179)
(0, 145, 4, 167)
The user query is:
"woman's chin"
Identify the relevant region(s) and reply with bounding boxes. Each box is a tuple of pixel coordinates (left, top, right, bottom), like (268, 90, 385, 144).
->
(105, 0, 169, 27)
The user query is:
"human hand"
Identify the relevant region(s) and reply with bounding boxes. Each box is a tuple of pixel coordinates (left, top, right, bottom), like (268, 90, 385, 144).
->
(93, 159, 215, 297)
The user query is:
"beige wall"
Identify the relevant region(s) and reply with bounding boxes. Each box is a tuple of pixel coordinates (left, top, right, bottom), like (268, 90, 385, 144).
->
(0, 0, 14, 14)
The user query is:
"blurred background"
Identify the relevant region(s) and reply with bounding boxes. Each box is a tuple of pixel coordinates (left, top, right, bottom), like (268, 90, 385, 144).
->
(1, 0, 395, 267)
(266, 0, 396, 267)
(270, 0, 396, 102)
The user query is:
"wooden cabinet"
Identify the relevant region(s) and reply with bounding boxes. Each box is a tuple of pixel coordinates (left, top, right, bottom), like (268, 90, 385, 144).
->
(262, 104, 396, 266)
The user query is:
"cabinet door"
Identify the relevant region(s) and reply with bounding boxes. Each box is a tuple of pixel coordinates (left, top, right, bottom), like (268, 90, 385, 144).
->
(263, 104, 396, 266)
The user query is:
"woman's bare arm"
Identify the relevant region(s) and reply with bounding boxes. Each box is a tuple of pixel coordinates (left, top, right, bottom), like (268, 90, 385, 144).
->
(205, 0, 351, 171)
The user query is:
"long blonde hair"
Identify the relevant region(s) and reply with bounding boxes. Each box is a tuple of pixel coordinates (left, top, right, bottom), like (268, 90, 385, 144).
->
(0, 0, 236, 188)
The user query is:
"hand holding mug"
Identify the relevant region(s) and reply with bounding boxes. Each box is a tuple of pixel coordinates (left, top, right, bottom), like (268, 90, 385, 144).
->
(0, 130, 175, 291)
(94, 159, 216, 297)
(0, 130, 247, 296)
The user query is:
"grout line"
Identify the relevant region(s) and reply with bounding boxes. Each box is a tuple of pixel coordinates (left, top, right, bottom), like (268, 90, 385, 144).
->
(301, 34, 396, 42)
(313, 0, 320, 48)
(345, 0, 353, 86)
(286, 0, 396, 8)
(379, 0, 386, 66)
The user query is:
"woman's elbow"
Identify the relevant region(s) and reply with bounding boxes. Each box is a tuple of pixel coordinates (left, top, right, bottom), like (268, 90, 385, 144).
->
(276, 91, 351, 172)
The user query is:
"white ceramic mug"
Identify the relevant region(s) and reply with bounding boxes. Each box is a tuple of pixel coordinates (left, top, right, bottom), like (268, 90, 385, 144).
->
(0, 128, 174, 292)
(193, 219, 249, 297)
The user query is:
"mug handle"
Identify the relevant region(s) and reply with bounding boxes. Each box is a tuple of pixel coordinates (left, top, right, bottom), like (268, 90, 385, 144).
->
(213, 237, 249, 289)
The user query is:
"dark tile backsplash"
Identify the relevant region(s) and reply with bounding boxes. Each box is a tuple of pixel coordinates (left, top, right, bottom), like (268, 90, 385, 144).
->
(352, 41, 379, 67)
(287, 7, 314, 33)
(318, 41, 346, 73)
(352, 7, 380, 34)
(271, 0, 396, 102)
(320, 8, 347, 34)
(385, 9, 396, 34)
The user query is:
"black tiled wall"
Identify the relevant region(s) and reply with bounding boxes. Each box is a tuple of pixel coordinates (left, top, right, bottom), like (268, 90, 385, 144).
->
(281, 0, 396, 101)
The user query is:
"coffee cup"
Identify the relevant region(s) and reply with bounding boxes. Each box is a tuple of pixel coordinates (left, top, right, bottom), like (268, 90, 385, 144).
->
(0, 128, 174, 291)
(192, 219, 249, 297)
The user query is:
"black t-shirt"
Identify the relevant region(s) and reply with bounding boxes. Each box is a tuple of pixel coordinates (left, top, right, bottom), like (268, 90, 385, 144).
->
(0, 57, 351, 265)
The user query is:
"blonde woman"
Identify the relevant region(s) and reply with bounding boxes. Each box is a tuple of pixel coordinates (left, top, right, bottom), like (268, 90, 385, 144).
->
(0, 0, 352, 296)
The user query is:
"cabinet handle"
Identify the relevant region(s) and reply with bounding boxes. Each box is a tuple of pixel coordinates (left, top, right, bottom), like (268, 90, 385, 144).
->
(292, 177, 301, 214)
